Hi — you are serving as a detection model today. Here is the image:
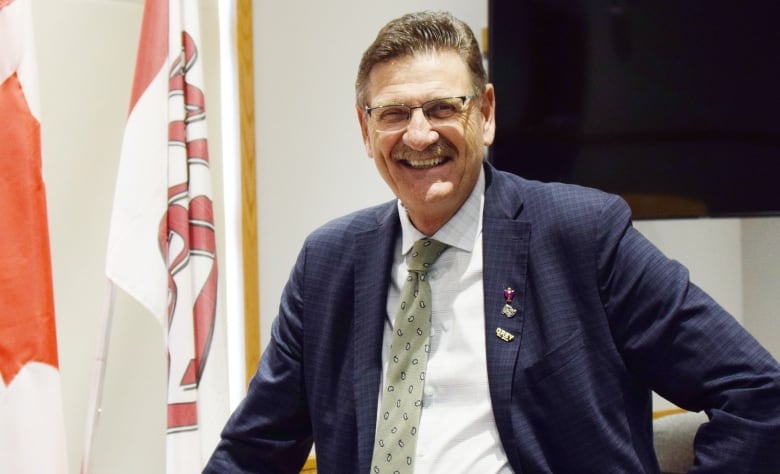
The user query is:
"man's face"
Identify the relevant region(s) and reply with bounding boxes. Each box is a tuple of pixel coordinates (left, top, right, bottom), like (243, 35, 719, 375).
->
(357, 51, 495, 232)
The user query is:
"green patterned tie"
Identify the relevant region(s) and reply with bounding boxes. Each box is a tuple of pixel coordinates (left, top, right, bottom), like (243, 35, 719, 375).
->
(371, 238, 449, 473)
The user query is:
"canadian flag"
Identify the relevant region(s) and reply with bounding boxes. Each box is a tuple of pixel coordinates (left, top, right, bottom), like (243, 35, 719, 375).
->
(0, 0, 69, 473)
(103, 0, 228, 472)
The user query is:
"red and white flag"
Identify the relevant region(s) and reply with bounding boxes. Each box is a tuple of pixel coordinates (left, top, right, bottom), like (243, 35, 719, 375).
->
(104, 0, 228, 471)
(0, 0, 69, 472)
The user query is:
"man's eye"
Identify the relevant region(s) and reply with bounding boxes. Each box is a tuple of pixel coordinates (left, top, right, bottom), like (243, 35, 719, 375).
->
(426, 102, 458, 118)
(378, 107, 408, 122)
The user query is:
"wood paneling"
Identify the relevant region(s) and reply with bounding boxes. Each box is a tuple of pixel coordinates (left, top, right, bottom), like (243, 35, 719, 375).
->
(237, 0, 260, 385)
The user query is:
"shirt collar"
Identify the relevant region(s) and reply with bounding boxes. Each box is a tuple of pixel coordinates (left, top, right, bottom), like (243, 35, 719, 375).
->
(398, 165, 485, 255)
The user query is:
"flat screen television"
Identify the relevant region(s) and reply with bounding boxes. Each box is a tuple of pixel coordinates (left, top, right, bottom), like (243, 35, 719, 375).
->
(487, 0, 780, 219)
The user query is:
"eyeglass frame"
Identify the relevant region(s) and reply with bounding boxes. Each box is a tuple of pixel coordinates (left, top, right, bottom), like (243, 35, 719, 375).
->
(363, 95, 476, 132)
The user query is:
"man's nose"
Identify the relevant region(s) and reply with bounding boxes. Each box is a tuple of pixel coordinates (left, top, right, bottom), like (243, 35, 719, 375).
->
(403, 108, 438, 151)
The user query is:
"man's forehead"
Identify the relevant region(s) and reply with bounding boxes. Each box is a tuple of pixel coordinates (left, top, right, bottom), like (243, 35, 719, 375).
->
(365, 51, 471, 103)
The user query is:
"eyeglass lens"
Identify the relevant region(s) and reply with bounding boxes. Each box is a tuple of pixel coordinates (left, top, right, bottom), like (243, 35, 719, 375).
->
(369, 96, 469, 131)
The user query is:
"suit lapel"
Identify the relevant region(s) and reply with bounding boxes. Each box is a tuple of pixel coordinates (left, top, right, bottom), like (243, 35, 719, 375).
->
(352, 205, 399, 472)
(481, 165, 531, 452)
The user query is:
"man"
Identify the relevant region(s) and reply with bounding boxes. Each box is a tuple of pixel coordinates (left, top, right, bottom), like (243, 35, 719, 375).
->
(205, 11, 780, 473)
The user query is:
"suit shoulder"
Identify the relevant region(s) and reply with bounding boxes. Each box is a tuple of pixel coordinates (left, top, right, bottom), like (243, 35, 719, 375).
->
(491, 167, 625, 219)
(303, 200, 396, 250)
(526, 180, 627, 223)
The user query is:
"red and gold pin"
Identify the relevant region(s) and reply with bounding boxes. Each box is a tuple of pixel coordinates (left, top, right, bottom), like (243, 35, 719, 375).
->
(501, 287, 517, 318)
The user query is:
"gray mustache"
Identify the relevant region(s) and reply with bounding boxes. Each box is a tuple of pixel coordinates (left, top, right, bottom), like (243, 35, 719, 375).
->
(391, 141, 456, 162)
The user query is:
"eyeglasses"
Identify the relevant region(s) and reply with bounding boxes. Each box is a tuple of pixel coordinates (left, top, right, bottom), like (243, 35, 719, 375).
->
(364, 95, 474, 132)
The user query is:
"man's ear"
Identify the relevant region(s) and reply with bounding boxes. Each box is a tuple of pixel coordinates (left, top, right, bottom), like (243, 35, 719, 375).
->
(356, 105, 374, 158)
(480, 83, 496, 147)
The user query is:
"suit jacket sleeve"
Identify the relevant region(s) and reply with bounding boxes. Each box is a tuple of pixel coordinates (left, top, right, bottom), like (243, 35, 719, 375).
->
(203, 243, 312, 474)
(596, 195, 780, 472)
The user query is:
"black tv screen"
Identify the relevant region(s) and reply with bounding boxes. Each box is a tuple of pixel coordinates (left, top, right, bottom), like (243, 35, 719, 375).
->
(487, 0, 780, 219)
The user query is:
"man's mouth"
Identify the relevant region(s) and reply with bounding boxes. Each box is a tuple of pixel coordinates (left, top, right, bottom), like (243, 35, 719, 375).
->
(392, 140, 456, 169)
(402, 156, 447, 169)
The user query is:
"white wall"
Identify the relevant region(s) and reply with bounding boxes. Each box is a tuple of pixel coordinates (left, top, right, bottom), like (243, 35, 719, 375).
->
(30, 0, 780, 472)
(742, 218, 780, 357)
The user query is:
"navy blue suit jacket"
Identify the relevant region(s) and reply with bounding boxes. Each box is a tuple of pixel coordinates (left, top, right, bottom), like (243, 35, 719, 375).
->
(205, 164, 780, 473)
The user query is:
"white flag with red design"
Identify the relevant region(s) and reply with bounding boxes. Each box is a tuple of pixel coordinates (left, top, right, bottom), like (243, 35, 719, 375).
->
(105, 0, 228, 471)
(0, 1, 69, 472)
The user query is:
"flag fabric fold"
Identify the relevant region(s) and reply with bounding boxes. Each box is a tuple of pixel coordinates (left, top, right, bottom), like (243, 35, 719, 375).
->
(104, 0, 227, 471)
(0, 0, 70, 472)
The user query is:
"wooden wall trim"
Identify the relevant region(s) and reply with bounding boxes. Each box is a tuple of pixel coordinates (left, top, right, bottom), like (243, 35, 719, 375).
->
(653, 407, 687, 419)
(237, 0, 260, 387)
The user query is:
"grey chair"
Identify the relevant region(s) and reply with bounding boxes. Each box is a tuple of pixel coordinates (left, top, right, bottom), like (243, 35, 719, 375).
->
(653, 410, 708, 473)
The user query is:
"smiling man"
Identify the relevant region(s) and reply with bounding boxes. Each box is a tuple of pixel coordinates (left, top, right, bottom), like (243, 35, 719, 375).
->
(205, 11, 780, 474)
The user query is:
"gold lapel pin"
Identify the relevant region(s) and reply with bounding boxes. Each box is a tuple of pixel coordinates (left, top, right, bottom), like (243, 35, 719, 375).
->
(496, 327, 515, 342)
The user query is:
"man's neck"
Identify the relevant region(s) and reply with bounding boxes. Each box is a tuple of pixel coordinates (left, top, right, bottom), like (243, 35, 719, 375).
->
(401, 167, 486, 238)
(406, 209, 457, 236)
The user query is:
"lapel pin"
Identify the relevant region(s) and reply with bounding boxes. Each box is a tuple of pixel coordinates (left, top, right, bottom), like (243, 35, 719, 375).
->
(496, 327, 515, 342)
(501, 287, 517, 318)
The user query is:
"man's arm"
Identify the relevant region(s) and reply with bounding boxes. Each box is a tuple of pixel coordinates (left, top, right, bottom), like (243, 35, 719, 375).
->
(204, 249, 313, 474)
(596, 195, 780, 472)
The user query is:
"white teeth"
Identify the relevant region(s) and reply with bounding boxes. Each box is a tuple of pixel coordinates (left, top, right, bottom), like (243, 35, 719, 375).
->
(405, 157, 444, 169)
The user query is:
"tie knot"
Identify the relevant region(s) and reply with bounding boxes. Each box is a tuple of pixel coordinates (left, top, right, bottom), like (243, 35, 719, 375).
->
(407, 238, 449, 273)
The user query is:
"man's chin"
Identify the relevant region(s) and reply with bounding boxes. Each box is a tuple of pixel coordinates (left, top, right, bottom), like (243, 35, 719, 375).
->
(414, 182, 457, 207)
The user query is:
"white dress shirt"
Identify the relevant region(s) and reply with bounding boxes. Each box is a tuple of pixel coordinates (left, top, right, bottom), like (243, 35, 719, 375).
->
(380, 168, 513, 473)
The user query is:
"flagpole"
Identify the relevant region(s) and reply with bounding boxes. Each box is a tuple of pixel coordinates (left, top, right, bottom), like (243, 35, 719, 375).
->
(80, 279, 117, 474)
